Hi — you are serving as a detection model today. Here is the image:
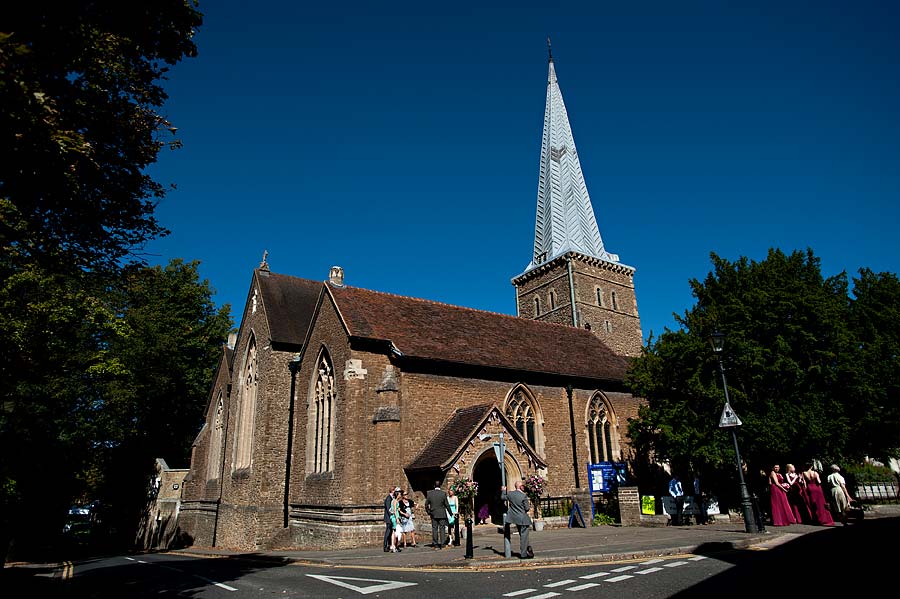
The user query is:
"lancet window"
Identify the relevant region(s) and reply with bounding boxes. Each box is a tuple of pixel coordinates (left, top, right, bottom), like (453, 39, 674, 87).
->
(587, 394, 616, 463)
(307, 350, 336, 474)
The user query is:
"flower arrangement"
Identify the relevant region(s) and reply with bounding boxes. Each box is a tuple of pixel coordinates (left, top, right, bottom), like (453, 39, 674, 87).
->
(523, 473, 546, 519)
(451, 477, 479, 518)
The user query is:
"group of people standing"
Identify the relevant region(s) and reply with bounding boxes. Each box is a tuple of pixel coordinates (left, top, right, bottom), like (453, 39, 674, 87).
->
(383, 486, 419, 552)
(768, 462, 853, 527)
(383, 480, 536, 559)
(383, 482, 463, 554)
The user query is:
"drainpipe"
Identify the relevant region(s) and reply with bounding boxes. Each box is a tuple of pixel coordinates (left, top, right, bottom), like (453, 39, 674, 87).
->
(566, 384, 581, 488)
(284, 354, 301, 527)
(566, 255, 579, 328)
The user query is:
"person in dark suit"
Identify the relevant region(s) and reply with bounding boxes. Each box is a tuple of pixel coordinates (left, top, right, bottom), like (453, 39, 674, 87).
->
(502, 480, 533, 558)
(425, 481, 451, 549)
(383, 486, 399, 552)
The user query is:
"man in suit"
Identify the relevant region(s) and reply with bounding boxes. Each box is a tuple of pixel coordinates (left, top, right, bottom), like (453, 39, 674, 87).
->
(383, 486, 399, 552)
(425, 480, 451, 549)
(502, 480, 533, 559)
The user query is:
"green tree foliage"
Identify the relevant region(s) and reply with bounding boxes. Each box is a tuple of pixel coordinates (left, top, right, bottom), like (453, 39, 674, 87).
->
(1, 2, 202, 271)
(0, 3, 213, 559)
(94, 260, 231, 547)
(626, 249, 899, 504)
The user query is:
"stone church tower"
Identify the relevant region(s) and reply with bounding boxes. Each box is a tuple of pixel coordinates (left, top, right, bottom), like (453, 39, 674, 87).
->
(513, 52, 643, 357)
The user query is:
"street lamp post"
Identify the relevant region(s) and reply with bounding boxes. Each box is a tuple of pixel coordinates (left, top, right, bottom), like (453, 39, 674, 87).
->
(482, 431, 511, 558)
(709, 331, 757, 534)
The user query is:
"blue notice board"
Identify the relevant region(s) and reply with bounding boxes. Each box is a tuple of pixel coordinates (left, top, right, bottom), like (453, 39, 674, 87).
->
(587, 462, 628, 519)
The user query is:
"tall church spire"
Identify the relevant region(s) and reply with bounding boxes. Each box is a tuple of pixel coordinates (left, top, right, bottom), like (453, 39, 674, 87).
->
(524, 52, 619, 274)
(513, 49, 642, 358)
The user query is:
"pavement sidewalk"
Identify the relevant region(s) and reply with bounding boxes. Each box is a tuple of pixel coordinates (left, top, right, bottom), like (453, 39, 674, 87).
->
(177, 504, 900, 569)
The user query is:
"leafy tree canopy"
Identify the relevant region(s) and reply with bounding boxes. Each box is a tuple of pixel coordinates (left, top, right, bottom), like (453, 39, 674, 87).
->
(626, 249, 900, 503)
(1, 2, 202, 271)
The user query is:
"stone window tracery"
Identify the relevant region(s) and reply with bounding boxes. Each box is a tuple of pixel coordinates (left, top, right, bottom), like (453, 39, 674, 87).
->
(234, 338, 258, 471)
(207, 392, 225, 480)
(307, 350, 336, 474)
(505, 386, 543, 454)
(587, 394, 617, 463)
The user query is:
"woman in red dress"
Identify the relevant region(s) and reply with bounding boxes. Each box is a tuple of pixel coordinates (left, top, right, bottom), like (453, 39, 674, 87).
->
(802, 463, 835, 526)
(785, 463, 811, 523)
(769, 464, 796, 526)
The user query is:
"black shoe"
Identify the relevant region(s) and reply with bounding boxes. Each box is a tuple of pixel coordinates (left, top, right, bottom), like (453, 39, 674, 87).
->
(384, 548, 390, 552)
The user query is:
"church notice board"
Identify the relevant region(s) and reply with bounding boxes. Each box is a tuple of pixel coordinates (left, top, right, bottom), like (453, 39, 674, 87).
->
(587, 462, 628, 520)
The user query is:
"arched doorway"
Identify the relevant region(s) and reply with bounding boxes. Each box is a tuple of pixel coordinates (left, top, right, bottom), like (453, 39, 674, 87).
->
(473, 455, 502, 525)
(472, 450, 522, 525)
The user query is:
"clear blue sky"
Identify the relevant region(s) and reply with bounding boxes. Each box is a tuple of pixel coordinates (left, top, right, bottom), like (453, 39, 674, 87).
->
(147, 0, 900, 343)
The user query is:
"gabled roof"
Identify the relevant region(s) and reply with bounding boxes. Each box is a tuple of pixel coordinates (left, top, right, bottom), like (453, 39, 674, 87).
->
(405, 404, 547, 472)
(329, 284, 628, 381)
(255, 270, 322, 346)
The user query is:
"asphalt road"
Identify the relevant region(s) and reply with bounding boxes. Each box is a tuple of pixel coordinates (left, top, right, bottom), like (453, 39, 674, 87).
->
(8, 515, 895, 597)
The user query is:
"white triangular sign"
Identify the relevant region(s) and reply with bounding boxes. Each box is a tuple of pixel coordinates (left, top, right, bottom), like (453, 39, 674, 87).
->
(306, 574, 417, 595)
(719, 402, 742, 428)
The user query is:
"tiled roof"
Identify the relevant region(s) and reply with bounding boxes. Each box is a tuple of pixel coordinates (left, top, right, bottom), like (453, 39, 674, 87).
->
(256, 271, 322, 346)
(329, 284, 628, 381)
(406, 404, 493, 471)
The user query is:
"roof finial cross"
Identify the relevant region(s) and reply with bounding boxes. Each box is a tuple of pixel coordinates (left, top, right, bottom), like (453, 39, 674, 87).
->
(259, 249, 269, 271)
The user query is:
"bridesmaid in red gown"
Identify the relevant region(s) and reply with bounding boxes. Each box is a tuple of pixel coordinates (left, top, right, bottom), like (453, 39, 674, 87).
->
(769, 464, 796, 526)
(785, 463, 811, 523)
(802, 463, 835, 526)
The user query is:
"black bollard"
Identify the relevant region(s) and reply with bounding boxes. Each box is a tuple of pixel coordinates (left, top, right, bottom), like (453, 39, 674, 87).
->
(464, 518, 474, 559)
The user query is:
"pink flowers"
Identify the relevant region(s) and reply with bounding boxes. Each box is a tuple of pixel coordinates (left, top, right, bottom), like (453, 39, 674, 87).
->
(523, 474, 546, 498)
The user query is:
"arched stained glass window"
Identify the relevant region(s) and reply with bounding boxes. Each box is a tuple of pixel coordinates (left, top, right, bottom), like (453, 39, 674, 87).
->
(506, 389, 538, 449)
(587, 394, 616, 463)
(307, 350, 336, 474)
(233, 338, 258, 471)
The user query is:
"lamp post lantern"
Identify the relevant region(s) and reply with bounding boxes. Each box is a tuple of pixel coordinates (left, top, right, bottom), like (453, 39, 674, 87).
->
(709, 331, 758, 534)
(482, 432, 512, 558)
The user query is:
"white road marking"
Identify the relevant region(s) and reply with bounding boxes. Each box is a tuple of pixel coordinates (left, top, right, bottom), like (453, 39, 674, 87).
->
(545, 580, 577, 587)
(579, 572, 610, 579)
(605, 575, 634, 582)
(611, 565, 636, 572)
(640, 558, 664, 564)
(689, 555, 708, 561)
(124, 557, 135, 561)
(194, 574, 237, 591)
(636, 567, 664, 574)
(306, 574, 417, 595)
(664, 560, 689, 567)
(566, 583, 601, 591)
(527, 593, 561, 599)
(504, 590, 537, 597)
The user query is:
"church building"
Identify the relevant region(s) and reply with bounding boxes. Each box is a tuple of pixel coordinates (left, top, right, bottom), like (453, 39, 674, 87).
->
(177, 53, 646, 550)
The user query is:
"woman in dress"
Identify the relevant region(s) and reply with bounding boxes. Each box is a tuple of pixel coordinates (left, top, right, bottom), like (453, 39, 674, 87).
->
(389, 490, 403, 552)
(398, 491, 418, 547)
(785, 463, 811, 523)
(826, 464, 853, 525)
(769, 464, 796, 526)
(447, 487, 460, 546)
(802, 463, 835, 526)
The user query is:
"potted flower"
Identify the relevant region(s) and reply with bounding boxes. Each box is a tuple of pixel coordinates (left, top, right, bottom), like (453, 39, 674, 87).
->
(450, 476, 479, 520)
(523, 473, 546, 529)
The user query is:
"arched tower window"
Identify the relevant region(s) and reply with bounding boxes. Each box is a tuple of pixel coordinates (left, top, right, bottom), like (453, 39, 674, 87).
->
(504, 385, 543, 454)
(307, 349, 336, 474)
(534, 296, 541, 317)
(549, 290, 557, 309)
(234, 337, 258, 471)
(587, 393, 618, 463)
(207, 392, 225, 480)
(611, 291, 619, 311)
(596, 288, 604, 307)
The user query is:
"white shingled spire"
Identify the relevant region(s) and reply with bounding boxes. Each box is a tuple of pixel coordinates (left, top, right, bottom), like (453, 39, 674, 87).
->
(525, 50, 619, 273)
